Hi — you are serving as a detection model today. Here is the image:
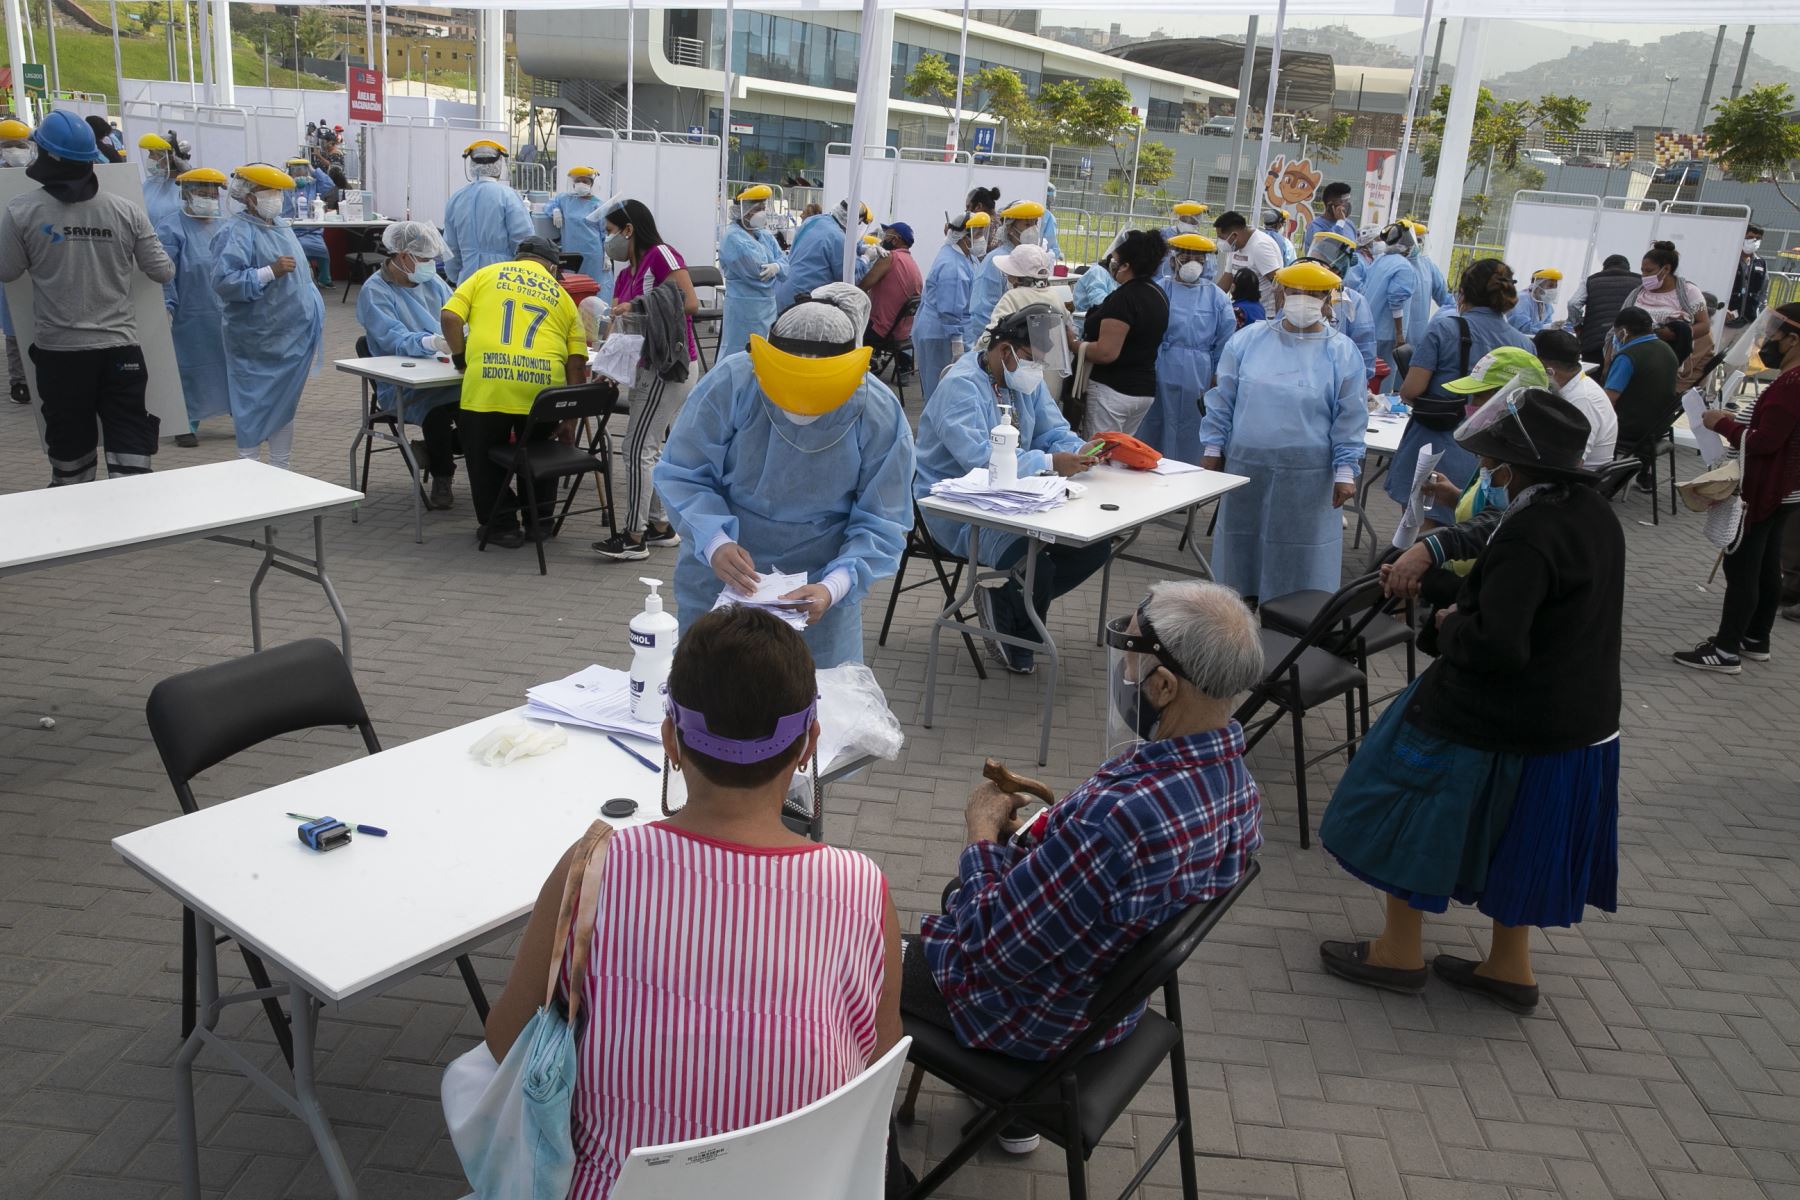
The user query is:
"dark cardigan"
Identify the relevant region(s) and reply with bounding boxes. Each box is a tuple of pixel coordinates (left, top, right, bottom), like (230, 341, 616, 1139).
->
(1715, 365, 1800, 525)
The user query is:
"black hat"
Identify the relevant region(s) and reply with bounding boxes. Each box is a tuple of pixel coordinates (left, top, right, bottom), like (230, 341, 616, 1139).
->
(1455, 387, 1597, 481)
(516, 236, 562, 268)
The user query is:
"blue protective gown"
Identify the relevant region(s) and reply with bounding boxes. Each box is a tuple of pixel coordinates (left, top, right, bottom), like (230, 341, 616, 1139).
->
(963, 249, 1013, 345)
(718, 221, 786, 357)
(1506, 293, 1557, 336)
(443, 178, 534, 284)
(1201, 319, 1368, 601)
(912, 241, 978, 402)
(1343, 255, 1370, 294)
(1406, 251, 1452, 342)
(356, 270, 460, 422)
(777, 214, 866, 310)
(1040, 209, 1061, 260)
(1360, 252, 1417, 393)
(542, 189, 611, 294)
(280, 177, 328, 263)
(1072, 263, 1117, 312)
(653, 354, 916, 668)
(1140, 275, 1235, 465)
(211, 212, 324, 447)
(1331, 285, 1378, 378)
(144, 176, 181, 229)
(915, 349, 1084, 567)
(1271, 230, 1297, 267)
(156, 211, 231, 426)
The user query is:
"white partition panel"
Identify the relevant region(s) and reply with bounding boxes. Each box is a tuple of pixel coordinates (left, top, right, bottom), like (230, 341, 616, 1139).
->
(1502, 193, 1601, 323)
(0, 163, 185, 436)
(250, 110, 305, 165)
(193, 107, 252, 178)
(1514, 195, 1750, 320)
(1592, 201, 1656, 286)
(1655, 203, 1751, 305)
(823, 144, 900, 232)
(558, 129, 724, 271)
(53, 97, 109, 122)
(829, 145, 1049, 260)
(123, 79, 348, 131)
(366, 118, 510, 226)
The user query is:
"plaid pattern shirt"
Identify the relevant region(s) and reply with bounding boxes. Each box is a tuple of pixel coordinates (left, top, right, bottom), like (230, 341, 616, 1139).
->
(919, 724, 1263, 1061)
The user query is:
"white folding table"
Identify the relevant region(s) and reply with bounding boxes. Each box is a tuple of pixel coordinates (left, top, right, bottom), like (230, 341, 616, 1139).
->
(334, 355, 463, 543)
(0, 460, 362, 664)
(919, 463, 1249, 765)
(113, 707, 881, 1200)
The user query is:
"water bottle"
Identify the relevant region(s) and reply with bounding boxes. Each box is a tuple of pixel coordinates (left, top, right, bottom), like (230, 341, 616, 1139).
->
(989, 403, 1019, 488)
(628, 578, 679, 722)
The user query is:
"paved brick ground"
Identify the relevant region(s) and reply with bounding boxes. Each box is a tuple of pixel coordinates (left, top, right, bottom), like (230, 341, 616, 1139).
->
(2, 295, 1797, 1199)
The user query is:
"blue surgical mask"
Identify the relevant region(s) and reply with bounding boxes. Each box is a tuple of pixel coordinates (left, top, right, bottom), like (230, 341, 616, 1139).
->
(409, 261, 438, 284)
(1478, 466, 1511, 512)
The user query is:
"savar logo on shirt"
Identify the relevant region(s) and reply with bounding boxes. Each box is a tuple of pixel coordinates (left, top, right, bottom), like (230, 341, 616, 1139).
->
(44, 224, 116, 242)
(39, 223, 63, 244)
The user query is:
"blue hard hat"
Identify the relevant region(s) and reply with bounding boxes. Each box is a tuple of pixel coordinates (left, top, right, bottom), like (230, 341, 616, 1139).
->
(32, 109, 104, 163)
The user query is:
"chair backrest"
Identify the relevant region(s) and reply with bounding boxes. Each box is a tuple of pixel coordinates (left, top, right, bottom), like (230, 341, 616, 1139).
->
(355, 335, 370, 357)
(525, 380, 618, 433)
(687, 264, 725, 289)
(610, 1036, 912, 1200)
(145, 638, 379, 814)
(1264, 573, 1387, 680)
(1087, 861, 1261, 1030)
(1595, 455, 1644, 500)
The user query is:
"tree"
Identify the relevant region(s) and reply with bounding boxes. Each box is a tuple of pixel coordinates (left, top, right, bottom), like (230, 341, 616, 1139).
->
(903, 53, 1030, 150)
(1134, 140, 1175, 190)
(1705, 83, 1800, 214)
(1292, 113, 1355, 164)
(1420, 85, 1589, 179)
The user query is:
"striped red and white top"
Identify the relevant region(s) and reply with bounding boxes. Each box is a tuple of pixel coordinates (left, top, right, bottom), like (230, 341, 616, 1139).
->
(563, 822, 888, 1199)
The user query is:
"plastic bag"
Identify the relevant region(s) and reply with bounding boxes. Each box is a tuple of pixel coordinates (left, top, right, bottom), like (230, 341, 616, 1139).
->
(785, 664, 905, 802)
(593, 331, 645, 386)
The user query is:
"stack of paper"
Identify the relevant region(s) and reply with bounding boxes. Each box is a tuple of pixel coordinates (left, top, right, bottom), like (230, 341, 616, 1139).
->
(930, 468, 1069, 514)
(712, 569, 812, 631)
(524, 664, 661, 739)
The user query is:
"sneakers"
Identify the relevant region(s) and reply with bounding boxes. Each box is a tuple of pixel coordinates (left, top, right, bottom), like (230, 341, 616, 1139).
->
(9, 379, 29, 405)
(1632, 475, 1655, 495)
(1672, 640, 1741, 674)
(592, 533, 649, 562)
(996, 1121, 1040, 1155)
(429, 476, 454, 510)
(174, 432, 199, 448)
(1740, 638, 1771, 662)
(641, 523, 681, 548)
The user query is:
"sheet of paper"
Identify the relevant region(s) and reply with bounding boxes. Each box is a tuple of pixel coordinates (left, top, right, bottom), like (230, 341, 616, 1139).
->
(524, 665, 661, 740)
(1681, 390, 1728, 467)
(712, 569, 811, 630)
(1150, 458, 1204, 475)
(1391, 443, 1445, 549)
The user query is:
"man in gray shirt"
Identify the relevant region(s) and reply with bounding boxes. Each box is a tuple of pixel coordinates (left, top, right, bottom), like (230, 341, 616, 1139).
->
(0, 109, 175, 485)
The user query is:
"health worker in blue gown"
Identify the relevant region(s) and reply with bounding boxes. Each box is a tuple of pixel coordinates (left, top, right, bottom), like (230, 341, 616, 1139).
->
(1361, 223, 1419, 393)
(912, 210, 990, 401)
(654, 283, 914, 669)
(443, 139, 533, 284)
(1507, 268, 1563, 336)
(777, 199, 870, 310)
(356, 220, 462, 509)
(211, 163, 323, 470)
(963, 199, 1046, 345)
(1406, 221, 1454, 340)
(543, 164, 611, 297)
(156, 167, 231, 447)
(717, 183, 787, 357)
(281, 156, 333, 286)
(1308, 233, 1378, 379)
(1141, 232, 1235, 466)
(138, 132, 182, 227)
(1201, 260, 1368, 602)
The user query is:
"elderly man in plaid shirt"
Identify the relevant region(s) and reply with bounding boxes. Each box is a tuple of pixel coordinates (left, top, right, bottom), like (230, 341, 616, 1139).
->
(904, 580, 1266, 1153)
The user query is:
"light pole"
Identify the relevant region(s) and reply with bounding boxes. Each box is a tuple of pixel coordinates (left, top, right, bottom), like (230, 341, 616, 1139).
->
(1659, 73, 1679, 130)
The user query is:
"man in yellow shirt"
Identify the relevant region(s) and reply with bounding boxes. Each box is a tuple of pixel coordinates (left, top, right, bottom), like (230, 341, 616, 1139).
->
(441, 236, 588, 547)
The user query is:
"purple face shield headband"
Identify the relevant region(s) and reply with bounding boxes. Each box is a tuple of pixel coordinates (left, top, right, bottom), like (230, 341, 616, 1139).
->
(669, 696, 817, 763)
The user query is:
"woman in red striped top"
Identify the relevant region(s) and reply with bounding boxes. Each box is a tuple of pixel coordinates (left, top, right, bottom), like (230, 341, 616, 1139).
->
(481, 608, 901, 1197)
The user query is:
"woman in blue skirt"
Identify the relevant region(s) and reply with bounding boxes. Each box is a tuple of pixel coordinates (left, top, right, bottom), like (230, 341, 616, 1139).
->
(1317, 386, 1625, 1014)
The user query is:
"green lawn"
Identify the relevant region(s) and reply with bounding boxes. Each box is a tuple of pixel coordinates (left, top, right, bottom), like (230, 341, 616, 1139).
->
(10, 22, 338, 107)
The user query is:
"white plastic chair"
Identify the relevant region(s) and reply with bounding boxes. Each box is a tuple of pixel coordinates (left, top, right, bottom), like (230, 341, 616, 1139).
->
(610, 1037, 912, 1200)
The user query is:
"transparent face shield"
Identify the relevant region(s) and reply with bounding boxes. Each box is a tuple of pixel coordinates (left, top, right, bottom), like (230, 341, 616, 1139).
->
(1452, 376, 1539, 458)
(1022, 308, 1072, 379)
(1103, 609, 1185, 760)
(1721, 307, 1796, 378)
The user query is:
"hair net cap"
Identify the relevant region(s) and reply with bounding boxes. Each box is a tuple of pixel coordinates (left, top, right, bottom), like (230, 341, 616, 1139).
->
(383, 220, 448, 259)
(1355, 223, 1384, 247)
(776, 281, 870, 343)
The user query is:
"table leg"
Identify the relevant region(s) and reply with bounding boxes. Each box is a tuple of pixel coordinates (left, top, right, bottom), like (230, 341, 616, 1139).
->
(1015, 541, 1060, 767)
(173, 914, 219, 1200)
(314, 515, 354, 670)
(248, 524, 277, 652)
(290, 982, 358, 1199)
(923, 524, 984, 730)
(1094, 526, 1143, 646)
(348, 382, 369, 524)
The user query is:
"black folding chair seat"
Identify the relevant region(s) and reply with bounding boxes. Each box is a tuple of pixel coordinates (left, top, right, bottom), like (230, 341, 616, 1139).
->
(480, 381, 619, 574)
(1595, 454, 1645, 500)
(485, 439, 603, 481)
(1255, 629, 1368, 709)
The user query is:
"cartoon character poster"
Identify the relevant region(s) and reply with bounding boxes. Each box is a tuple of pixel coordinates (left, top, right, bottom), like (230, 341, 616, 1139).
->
(1263, 155, 1323, 237)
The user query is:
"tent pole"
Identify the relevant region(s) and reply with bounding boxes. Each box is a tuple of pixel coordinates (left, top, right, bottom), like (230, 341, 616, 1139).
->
(44, 0, 58, 95)
(1248, 0, 1287, 227)
(196, 0, 212, 105)
(4, 0, 30, 120)
(948, 0, 968, 158)
(1388, 0, 1435, 223)
(212, 0, 234, 105)
(1225, 17, 1256, 210)
(1425, 18, 1487, 266)
(840, 0, 881, 284)
(625, 0, 634, 130)
(110, 1, 125, 114)
(719, 0, 733, 222)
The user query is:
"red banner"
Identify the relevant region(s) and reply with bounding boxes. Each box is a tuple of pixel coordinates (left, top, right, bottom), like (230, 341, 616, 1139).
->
(348, 67, 384, 124)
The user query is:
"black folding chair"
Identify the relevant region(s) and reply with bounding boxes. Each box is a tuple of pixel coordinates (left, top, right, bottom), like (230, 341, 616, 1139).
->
(347, 335, 433, 543)
(1259, 547, 1417, 686)
(1234, 573, 1389, 849)
(896, 861, 1261, 1200)
(145, 639, 490, 1067)
(479, 381, 620, 575)
(867, 295, 922, 405)
(877, 501, 987, 680)
(1594, 454, 1646, 501)
(688, 265, 725, 370)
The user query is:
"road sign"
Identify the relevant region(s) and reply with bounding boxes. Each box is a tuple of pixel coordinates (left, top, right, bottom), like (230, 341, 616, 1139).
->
(1079, 155, 1093, 180)
(971, 126, 995, 154)
(688, 124, 704, 144)
(21, 63, 46, 98)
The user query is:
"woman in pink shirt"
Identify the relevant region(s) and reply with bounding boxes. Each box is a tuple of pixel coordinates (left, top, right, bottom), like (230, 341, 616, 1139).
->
(480, 606, 902, 1198)
(592, 198, 702, 563)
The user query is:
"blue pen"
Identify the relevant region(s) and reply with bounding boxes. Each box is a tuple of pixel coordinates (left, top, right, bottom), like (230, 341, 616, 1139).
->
(608, 735, 660, 773)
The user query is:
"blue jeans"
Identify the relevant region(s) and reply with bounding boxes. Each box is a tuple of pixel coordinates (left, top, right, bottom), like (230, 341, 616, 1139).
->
(988, 537, 1114, 662)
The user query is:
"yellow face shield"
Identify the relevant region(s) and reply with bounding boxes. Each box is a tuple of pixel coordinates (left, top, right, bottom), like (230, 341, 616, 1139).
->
(748, 335, 872, 416)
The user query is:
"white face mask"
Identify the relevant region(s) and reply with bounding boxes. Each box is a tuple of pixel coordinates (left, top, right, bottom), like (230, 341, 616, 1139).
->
(969, 234, 988, 257)
(1537, 286, 1558, 302)
(0, 147, 33, 167)
(780, 409, 823, 426)
(1176, 260, 1205, 286)
(1283, 294, 1326, 328)
(186, 194, 220, 218)
(746, 210, 769, 230)
(253, 191, 284, 219)
(572, 181, 593, 197)
(146, 159, 169, 180)
(1011, 222, 1039, 246)
(1744, 238, 1762, 255)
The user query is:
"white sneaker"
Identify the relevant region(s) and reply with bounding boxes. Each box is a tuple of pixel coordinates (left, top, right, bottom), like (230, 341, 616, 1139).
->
(996, 1122, 1040, 1155)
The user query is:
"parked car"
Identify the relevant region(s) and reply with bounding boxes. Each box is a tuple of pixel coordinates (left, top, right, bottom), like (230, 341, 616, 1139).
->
(1523, 148, 1564, 168)
(1200, 117, 1236, 137)
(1654, 159, 1707, 185)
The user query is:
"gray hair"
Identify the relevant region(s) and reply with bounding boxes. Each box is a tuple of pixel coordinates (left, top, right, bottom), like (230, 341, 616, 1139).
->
(1142, 580, 1264, 699)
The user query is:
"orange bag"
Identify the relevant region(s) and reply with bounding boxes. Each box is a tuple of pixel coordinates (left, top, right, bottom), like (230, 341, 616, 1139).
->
(1093, 431, 1162, 470)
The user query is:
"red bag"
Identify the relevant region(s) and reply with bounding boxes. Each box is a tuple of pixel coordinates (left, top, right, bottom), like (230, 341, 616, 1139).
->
(1093, 431, 1161, 471)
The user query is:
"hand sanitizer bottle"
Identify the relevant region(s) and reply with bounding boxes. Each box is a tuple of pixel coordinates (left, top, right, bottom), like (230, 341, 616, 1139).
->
(989, 403, 1019, 487)
(628, 578, 679, 722)
(311, 196, 325, 221)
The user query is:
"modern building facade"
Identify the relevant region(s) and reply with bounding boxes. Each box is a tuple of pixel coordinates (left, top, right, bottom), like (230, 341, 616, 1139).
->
(516, 8, 1234, 185)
